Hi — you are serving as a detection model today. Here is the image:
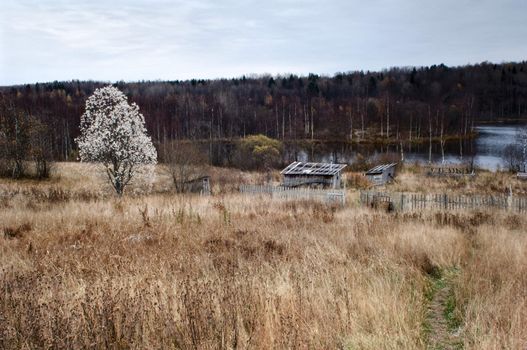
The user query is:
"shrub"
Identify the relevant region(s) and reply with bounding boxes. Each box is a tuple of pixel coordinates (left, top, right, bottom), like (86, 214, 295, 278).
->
(233, 134, 282, 170)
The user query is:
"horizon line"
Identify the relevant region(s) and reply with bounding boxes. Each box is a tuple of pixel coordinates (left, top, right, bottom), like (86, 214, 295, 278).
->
(2, 59, 525, 88)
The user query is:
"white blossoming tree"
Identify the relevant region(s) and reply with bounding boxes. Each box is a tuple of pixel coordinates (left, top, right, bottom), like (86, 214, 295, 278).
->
(76, 86, 157, 196)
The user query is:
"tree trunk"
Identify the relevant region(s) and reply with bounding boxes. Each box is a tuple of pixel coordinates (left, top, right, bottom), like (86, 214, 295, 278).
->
(428, 105, 432, 164)
(282, 101, 285, 140)
(275, 105, 279, 139)
(440, 110, 445, 164)
(349, 106, 353, 141)
(386, 95, 390, 139)
(359, 98, 364, 141)
(310, 104, 314, 141)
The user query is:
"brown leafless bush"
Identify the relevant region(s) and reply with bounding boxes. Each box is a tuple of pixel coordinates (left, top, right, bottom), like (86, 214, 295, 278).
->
(160, 140, 209, 193)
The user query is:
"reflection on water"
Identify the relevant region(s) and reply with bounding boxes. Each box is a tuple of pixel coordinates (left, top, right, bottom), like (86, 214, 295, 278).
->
(285, 124, 526, 171)
(473, 125, 523, 170)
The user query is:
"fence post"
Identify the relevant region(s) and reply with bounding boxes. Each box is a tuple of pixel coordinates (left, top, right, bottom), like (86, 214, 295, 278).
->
(400, 193, 405, 212)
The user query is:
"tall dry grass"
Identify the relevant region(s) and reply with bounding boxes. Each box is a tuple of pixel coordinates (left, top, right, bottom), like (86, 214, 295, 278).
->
(391, 167, 527, 196)
(1, 163, 526, 349)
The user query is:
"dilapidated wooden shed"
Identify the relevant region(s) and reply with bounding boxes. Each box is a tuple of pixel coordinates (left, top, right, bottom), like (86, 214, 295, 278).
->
(365, 163, 397, 186)
(281, 161, 347, 189)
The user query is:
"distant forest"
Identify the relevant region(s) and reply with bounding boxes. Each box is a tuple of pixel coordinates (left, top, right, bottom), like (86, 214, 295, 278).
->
(1, 61, 527, 161)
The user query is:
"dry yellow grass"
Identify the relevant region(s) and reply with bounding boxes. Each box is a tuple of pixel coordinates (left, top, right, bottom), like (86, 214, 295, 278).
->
(1, 163, 526, 349)
(390, 166, 527, 196)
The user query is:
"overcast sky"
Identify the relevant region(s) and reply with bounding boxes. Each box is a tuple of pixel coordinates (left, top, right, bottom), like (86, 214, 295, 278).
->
(1, 0, 526, 85)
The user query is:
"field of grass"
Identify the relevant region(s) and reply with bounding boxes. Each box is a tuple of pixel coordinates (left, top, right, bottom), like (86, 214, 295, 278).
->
(1, 163, 526, 349)
(390, 166, 527, 196)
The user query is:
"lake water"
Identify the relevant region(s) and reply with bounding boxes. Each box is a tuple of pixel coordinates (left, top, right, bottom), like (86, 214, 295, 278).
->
(472, 125, 523, 171)
(405, 125, 524, 171)
(288, 124, 526, 171)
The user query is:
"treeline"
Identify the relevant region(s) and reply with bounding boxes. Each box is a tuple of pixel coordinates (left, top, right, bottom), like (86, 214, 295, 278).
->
(1, 61, 527, 161)
(0, 103, 53, 179)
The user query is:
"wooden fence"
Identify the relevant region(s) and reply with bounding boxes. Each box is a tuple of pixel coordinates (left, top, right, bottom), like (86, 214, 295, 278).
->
(360, 190, 527, 213)
(240, 185, 346, 206)
(426, 166, 475, 177)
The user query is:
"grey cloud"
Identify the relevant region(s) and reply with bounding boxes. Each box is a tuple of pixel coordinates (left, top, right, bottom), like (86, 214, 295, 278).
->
(1, 0, 526, 85)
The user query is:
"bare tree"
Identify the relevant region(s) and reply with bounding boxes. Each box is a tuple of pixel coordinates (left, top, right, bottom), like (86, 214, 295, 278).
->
(503, 144, 522, 172)
(516, 126, 527, 171)
(162, 141, 208, 193)
(0, 103, 54, 179)
(428, 104, 432, 164)
(29, 117, 54, 179)
(439, 110, 446, 164)
(0, 104, 31, 178)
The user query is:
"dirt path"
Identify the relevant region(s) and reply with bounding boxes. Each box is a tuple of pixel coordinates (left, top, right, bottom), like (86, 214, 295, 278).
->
(425, 270, 463, 350)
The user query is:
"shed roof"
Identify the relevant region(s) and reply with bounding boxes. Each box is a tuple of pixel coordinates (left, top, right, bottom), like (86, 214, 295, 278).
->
(281, 161, 347, 176)
(365, 163, 397, 175)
